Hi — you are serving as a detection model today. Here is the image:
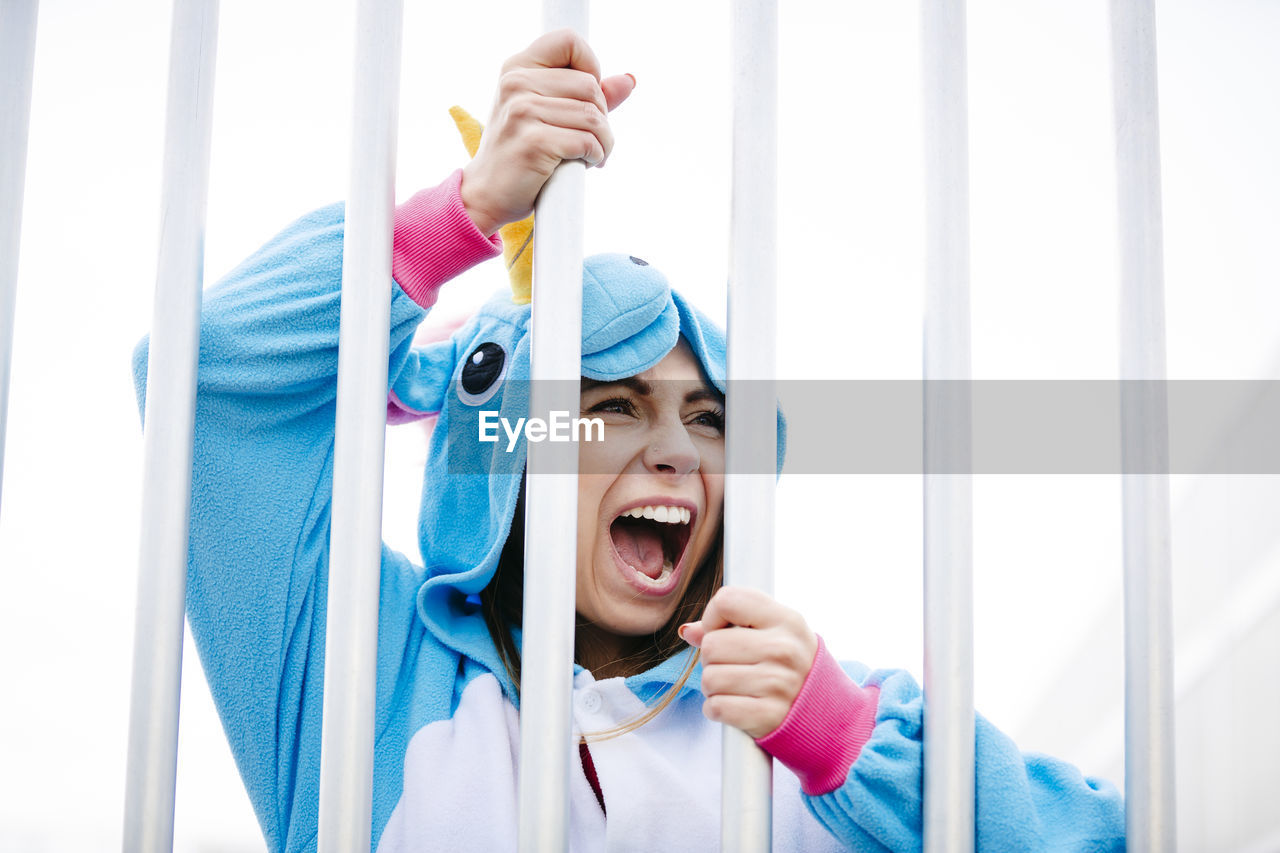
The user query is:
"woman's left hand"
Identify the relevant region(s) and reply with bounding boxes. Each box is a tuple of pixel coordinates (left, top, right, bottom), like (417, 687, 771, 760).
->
(679, 586, 819, 739)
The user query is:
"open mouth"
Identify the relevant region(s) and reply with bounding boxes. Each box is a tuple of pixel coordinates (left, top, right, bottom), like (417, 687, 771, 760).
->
(608, 503, 695, 595)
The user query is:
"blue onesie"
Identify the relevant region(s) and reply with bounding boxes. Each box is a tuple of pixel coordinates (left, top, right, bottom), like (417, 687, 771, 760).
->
(132, 171, 1126, 852)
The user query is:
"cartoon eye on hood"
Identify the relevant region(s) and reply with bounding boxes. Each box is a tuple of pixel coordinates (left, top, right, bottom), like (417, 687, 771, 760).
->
(457, 342, 507, 406)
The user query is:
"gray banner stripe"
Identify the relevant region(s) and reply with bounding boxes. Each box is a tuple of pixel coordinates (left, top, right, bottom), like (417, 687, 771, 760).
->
(434, 380, 1280, 474)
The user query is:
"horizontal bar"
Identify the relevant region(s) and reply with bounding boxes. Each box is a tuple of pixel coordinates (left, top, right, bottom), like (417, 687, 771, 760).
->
(122, 1, 220, 850)
(316, 0, 404, 849)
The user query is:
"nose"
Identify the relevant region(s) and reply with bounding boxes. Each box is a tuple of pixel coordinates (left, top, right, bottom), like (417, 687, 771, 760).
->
(643, 417, 700, 476)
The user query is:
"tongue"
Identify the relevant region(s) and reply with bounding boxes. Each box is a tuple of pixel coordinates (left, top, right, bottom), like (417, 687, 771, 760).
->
(611, 519, 666, 579)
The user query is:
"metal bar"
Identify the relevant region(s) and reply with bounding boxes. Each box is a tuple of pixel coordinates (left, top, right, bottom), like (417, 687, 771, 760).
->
(518, 6, 589, 850)
(721, 0, 778, 850)
(920, 0, 975, 850)
(1109, 1, 1177, 849)
(122, 1, 219, 850)
(316, 0, 403, 848)
(0, 0, 40, 521)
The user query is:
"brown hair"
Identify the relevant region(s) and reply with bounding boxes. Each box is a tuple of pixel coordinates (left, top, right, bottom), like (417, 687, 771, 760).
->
(480, 478, 722, 742)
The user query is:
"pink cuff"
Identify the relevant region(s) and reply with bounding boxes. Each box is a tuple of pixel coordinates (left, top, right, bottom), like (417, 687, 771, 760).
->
(392, 169, 502, 308)
(754, 635, 880, 796)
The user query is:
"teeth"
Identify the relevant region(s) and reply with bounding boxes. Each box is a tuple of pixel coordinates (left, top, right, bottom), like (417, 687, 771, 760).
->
(622, 505, 690, 525)
(630, 558, 675, 586)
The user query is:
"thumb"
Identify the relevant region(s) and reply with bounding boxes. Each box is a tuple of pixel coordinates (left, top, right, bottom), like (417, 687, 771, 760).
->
(678, 620, 705, 648)
(601, 73, 636, 112)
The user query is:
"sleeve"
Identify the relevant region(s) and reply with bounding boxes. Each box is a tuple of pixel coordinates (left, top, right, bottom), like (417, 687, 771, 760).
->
(756, 640, 1126, 852)
(130, 169, 500, 850)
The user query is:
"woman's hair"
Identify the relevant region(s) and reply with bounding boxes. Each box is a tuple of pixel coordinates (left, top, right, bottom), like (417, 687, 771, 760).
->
(481, 478, 722, 742)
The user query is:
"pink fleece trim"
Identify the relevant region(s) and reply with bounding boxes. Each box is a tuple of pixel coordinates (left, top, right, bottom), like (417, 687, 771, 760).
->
(386, 389, 437, 425)
(754, 635, 880, 796)
(392, 169, 502, 309)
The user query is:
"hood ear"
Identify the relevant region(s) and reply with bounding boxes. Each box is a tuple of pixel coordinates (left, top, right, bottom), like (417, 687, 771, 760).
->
(388, 336, 458, 423)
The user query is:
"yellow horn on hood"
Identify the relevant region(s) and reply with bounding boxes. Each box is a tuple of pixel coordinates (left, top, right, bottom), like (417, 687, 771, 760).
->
(449, 106, 533, 305)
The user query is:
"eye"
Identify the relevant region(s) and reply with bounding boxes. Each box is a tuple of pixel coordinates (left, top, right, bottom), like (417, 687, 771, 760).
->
(589, 396, 637, 417)
(457, 342, 507, 406)
(688, 408, 725, 433)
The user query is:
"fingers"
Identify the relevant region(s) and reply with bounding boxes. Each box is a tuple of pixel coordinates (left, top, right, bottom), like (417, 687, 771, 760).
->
(501, 32, 632, 115)
(680, 588, 808, 655)
(535, 122, 607, 168)
(699, 586, 797, 634)
(701, 625, 813, 671)
(461, 31, 630, 234)
(499, 66, 608, 115)
(681, 588, 820, 739)
(492, 61, 625, 169)
(505, 95, 613, 162)
(699, 662, 805, 702)
(699, 647, 809, 738)
(701, 694, 791, 740)
(680, 622, 743, 656)
(678, 619, 707, 648)
(507, 28, 603, 79)
(601, 73, 636, 112)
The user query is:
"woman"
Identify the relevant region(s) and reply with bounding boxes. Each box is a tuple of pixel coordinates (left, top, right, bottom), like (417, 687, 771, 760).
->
(133, 29, 1124, 852)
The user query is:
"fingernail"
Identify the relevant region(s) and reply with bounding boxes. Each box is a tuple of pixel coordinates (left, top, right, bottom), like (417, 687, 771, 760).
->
(625, 73, 636, 87)
(677, 623, 690, 642)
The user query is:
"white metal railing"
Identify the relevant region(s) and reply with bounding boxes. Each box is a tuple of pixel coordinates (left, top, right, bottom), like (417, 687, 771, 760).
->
(920, 1, 976, 850)
(722, 0, 779, 849)
(0, 1, 1176, 850)
(316, 0, 405, 850)
(518, 1, 590, 849)
(122, 1, 220, 851)
(1110, 0, 1178, 849)
(0, 0, 40, 521)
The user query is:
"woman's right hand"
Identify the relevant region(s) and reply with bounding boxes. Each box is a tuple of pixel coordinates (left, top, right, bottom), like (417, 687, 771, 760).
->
(460, 29, 636, 237)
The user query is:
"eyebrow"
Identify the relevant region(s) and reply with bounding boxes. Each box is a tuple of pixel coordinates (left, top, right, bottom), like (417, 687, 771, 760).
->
(581, 376, 651, 396)
(580, 376, 723, 406)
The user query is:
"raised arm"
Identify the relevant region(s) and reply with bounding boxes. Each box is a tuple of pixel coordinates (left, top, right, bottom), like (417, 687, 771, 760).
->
(130, 173, 499, 846)
(129, 28, 634, 846)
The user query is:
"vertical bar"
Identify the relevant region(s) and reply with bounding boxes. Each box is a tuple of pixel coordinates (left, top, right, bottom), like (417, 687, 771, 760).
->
(920, 0, 975, 851)
(0, 0, 40, 520)
(315, 0, 403, 848)
(122, 1, 219, 850)
(1110, 1, 1177, 849)
(722, 0, 777, 850)
(518, 5, 588, 850)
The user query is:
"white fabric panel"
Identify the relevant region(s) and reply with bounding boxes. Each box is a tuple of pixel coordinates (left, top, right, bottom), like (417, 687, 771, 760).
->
(378, 670, 846, 851)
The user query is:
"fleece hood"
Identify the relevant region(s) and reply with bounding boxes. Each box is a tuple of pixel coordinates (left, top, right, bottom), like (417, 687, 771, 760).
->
(386, 253, 785, 676)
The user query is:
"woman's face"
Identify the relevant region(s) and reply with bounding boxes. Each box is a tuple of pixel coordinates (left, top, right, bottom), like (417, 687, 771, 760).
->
(575, 339, 725, 638)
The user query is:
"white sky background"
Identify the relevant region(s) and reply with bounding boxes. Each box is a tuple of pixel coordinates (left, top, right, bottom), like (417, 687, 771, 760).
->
(2, 0, 1278, 849)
